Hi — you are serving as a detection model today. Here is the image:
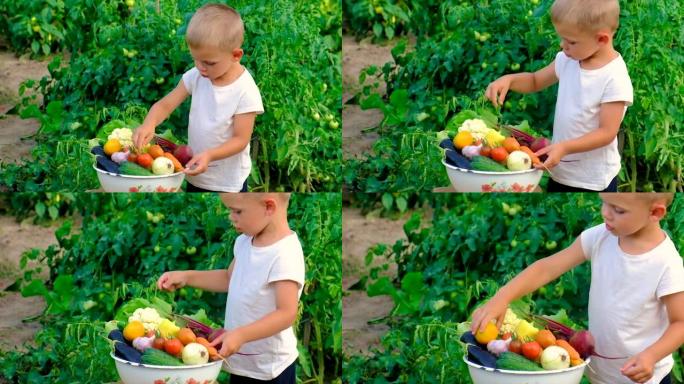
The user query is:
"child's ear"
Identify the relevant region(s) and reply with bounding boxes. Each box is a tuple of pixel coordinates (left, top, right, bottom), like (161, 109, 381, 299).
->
(650, 203, 667, 221)
(597, 31, 610, 45)
(264, 198, 277, 215)
(232, 48, 243, 61)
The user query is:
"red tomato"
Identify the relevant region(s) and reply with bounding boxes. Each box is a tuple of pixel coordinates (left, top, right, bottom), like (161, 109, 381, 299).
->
(509, 339, 523, 354)
(480, 145, 492, 158)
(152, 337, 166, 350)
(164, 338, 183, 356)
(137, 153, 153, 169)
(490, 147, 509, 163)
(522, 341, 542, 361)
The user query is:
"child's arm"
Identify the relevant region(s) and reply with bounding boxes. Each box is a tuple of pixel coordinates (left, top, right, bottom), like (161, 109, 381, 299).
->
(621, 291, 684, 383)
(471, 237, 585, 333)
(184, 112, 257, 176)
(485, 61, 558, 107)
(157, 260, 235, 293)
(210, 279, 299, 357)
(132, 79, 190, 148)
(534, 101, 626, 169)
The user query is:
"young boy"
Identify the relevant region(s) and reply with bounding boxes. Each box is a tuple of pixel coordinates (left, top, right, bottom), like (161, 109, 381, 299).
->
(157, 193, 304, 383)
(133, 4, 264, 192)
(485, 0, 633, 192)
(471, 194, 684, 384)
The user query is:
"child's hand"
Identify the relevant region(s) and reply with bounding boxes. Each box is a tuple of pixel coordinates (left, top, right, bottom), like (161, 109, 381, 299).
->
(133, 124, 155, 149)
(157, 271, 187, 291)
(183, 151, 212, 176)
(470, 296, 508, 335)
(621, 351, 656, 383)
(210, 329, 244, 358)
(534, 143, 567, 169)
(485, 75, 512, 108)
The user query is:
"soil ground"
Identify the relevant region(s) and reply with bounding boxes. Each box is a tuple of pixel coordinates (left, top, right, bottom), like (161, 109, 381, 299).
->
(342, 206, 407, 356)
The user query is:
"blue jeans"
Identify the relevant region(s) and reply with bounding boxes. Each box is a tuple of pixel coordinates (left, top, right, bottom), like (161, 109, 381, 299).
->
(229, 361, 295, 384)
(186, 179, 248, 192)
(660, 373, 672, 384)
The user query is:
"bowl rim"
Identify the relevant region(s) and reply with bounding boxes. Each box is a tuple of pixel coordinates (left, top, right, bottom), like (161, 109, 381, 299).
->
(93, 163, 184, 179)
(110, 351, 222, 369)
(463, 354, 590, 375)
(442, 159, 543, 176)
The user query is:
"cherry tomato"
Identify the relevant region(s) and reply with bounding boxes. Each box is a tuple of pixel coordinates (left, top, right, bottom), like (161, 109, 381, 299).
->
(164, 338, 183, 356)
(509, 339, 523, 354)
(522, 341, 542, 361)
(152, 337, 166, 350)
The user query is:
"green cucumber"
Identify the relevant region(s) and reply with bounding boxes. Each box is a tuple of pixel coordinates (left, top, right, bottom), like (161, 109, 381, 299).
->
(119, 161, 154, 176)
(470, 156, 509, 172)
(496, 352, 545, 371)
(141, 348, 184, 366)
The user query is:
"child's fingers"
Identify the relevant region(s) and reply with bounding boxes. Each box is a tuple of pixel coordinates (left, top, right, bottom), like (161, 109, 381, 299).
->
(620, 357, 637, 373)
(497, 86, 509, 107)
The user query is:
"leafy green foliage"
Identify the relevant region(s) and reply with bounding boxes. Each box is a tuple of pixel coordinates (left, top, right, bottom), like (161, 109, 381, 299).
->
(345, 0, 684, 193)
(0, 0, 341, 192)
(0, 193, 342, 383)
(344, 194, 684, 383)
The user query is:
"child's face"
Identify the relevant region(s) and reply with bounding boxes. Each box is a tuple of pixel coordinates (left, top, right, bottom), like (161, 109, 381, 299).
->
(189, 45, 241, 82)
(221, 194, 273, 237)
(553, 22, 606, 61)
(599, 194, 663, 236)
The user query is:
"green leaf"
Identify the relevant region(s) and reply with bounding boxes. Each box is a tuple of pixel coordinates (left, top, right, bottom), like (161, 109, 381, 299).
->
(35, 201, 46, 217)
(367, 277, 394, 297)
(381, 193, 393, 210)
(48, 205, 59, 220)
(400, 272, 425, 295)
(21, 279, 49, 298)
(396, 196, 408, 212)
(360, 93, 384, 110)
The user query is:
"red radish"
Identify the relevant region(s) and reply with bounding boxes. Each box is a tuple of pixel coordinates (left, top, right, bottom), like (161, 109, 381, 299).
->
(530, 137, 551, 153)
(534, 315, 626, 360)
(501, 125, 535, 147)
(173, 145, 193, 166)
(152, 135, 178, 152)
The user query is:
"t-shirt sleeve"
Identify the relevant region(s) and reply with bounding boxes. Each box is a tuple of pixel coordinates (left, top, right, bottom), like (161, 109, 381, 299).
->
(656, 250, 684, 299)
(181, 67, 200, 95)
(601, 62, 633, 106)
(580, 223, 606, 260)
(554, 51, 568, 79)
(267, 239, 305, 289)
(236, 76, 264, 115)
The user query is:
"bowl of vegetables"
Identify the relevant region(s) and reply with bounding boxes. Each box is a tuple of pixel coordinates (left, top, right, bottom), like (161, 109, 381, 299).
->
(464, 354, 590, 384)
(111, 352, 222, 384)
(442, 160, 543, 193)
(93, 165, 185, 193)
(438, 111, 548, 192)
(91, 124, 193, 192)
(108, 300, 227, 384)
(461, 308, 596, 384)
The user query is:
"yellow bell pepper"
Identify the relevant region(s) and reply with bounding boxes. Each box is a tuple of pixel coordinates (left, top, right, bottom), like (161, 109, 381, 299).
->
(157, 319, 180, 338)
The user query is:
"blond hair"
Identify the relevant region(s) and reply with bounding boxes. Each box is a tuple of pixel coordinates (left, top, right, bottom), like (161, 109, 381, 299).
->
(551, 0, 620, 32)
(186, 3, 244, 51)
(220, 193, 291, 208)
(644, 193, 675, 207)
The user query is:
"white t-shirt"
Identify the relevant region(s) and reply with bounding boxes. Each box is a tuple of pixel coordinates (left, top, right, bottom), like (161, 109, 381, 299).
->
(224, 233, 305, 380)
(581, 224, 684, 384)
(182, 66, 264, 191)
(552, 51, 633, 190)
